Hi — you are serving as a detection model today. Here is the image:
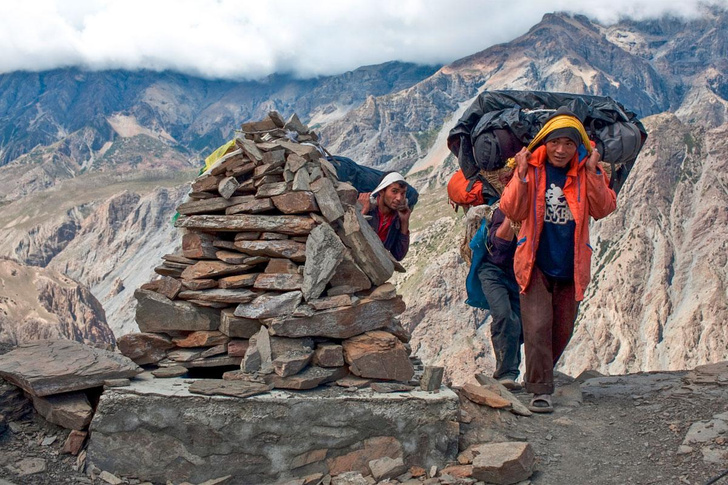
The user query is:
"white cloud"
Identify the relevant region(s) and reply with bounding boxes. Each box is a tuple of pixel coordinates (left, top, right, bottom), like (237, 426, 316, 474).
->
(0, 0, 724, 79)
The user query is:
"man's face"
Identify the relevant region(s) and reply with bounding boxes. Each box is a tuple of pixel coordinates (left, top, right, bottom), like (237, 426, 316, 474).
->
(380, 182, 407, 212)
(545, 137, 577, 168)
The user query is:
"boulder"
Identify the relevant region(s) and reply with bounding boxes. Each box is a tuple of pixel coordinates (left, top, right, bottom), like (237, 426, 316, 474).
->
(420, 366, 444, 392)
(343, 331, 413, 382)
(177, 288, 257, 304)
(189, 380, 273, 398)
(254, 273, 303, 291)
(460, 384, 512, 409)
(471, 442, 535, 485)
(173, 331, 230, 348)
(182, 232, 218, 259)
(234, 240, 306, 262)
(313, 344, 345, 368)
(272, 191, 319, 214)
(328, 250, 372, 293)
(176, 214, 315, 236)
(181, 261, 253, 280)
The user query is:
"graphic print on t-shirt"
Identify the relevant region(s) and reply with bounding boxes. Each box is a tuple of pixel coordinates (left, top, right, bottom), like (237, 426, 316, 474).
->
(544, 183, 574, 225)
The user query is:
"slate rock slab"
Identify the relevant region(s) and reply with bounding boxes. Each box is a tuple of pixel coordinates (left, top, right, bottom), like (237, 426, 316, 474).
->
(31, 392, 94, 430)
(0, 340, 142, 397)
(188, 380, 273, 398)
(135, 289, 220, 333)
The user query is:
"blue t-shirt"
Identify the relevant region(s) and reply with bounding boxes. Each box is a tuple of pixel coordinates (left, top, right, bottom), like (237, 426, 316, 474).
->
(536, 163, 575, 280)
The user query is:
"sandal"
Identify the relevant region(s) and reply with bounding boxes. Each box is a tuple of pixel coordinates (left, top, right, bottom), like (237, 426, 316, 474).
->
(528, 394, 554, 413)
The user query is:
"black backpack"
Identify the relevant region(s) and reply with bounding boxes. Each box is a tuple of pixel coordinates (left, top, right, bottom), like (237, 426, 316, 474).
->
(447, 90, 648, 197)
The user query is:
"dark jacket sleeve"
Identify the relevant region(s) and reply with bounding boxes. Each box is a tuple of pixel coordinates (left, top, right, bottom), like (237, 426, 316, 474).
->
(486, 208, 516, 267)
(388, 218, 410, 261)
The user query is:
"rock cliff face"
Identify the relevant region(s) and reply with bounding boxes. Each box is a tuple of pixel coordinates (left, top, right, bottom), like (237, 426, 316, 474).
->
(560, 113, 728, 375)
(0, 258, 114, 346)
(0, 183, 186, 337)
(46, 187, 186, 336)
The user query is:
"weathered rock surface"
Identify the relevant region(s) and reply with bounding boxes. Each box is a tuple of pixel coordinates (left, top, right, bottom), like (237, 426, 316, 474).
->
(471, 442, 535, 485)
(234, 291, 302, 319)
(343, 331, 414, 382)
(135, 289, 220, 333)
(31, 392, 94, 430)
(337, 207, 394, 286)
(0, 259, 115, 347)
(173, 331, 229, 348)
(87, 376, 459, 484)
(116, 332, 175, 365)
(176, 214, 315, 235)
(188, 379, 273, 398)
(302, 223, 345, 301)
(268, 297, 405, 339)
(219, 309, 262, 338)
(234, 240, 306, 262)
(460, 384, 512, 409)
(0, 339, 141, 397)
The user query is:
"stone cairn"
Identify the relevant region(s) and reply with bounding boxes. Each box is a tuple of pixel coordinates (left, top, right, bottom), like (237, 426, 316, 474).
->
(120, 111, 433, 395)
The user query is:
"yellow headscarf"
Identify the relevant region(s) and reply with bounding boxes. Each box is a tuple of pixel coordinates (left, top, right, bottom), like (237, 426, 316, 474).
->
(506, 114, 592, 169)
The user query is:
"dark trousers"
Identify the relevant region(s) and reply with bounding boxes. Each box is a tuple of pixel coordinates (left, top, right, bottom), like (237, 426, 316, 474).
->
(520, 266, 579, 395)
(478, 260, 523, 380)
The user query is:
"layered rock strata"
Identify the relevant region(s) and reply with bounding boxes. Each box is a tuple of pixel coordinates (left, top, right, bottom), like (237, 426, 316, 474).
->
(121, 112, 415, 390)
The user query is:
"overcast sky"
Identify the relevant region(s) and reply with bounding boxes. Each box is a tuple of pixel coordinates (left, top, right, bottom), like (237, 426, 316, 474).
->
(0, 0, 724, 80)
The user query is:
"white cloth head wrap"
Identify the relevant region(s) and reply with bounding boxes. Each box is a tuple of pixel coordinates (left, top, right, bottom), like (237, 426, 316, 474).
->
(371, 172, 407, 195)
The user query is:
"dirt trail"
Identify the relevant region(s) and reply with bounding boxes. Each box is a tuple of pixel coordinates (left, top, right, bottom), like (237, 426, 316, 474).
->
(459, 368, 728, 485)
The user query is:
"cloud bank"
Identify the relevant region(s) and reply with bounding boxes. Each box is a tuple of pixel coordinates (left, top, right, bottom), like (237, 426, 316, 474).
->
(0, 0, 724, 80)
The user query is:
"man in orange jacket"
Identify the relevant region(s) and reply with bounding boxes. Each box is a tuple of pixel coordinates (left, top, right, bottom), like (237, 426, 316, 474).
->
(500, 107, 617, 413)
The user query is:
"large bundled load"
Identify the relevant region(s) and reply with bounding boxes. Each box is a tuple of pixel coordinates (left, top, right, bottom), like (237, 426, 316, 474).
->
(447, 90, 648, 203)
(120, 111, 418, 392)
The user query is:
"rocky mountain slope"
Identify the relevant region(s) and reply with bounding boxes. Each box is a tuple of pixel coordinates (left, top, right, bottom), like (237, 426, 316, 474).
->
(0, 258, 114, 346)
(0, 63, 438, 173)
(561, 112, 728, 376)
(319, 9, 727, 172)
(383, 9, 728, 384)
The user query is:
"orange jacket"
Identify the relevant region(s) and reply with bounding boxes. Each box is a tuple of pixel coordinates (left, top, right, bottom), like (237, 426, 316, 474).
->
(499, 145, 617, 301)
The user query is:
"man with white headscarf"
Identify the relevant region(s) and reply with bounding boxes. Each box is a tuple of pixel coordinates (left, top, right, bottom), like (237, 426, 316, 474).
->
(357, 172, 411, 261)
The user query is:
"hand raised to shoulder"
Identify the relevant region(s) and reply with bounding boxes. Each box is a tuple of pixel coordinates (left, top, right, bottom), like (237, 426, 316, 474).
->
(514, 147, 531, 179)
(586, 149, 601, 174)
(357, 192, 372, 215)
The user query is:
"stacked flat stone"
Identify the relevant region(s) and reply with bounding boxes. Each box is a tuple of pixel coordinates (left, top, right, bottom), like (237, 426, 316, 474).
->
(120, 111, 414, 391)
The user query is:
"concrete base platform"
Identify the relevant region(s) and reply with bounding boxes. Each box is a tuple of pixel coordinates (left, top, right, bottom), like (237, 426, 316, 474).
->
(87, 373, 459, 484)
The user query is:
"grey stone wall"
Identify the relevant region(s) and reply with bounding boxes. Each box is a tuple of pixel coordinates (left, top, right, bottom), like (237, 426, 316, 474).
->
(87, 376, 459, 484)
